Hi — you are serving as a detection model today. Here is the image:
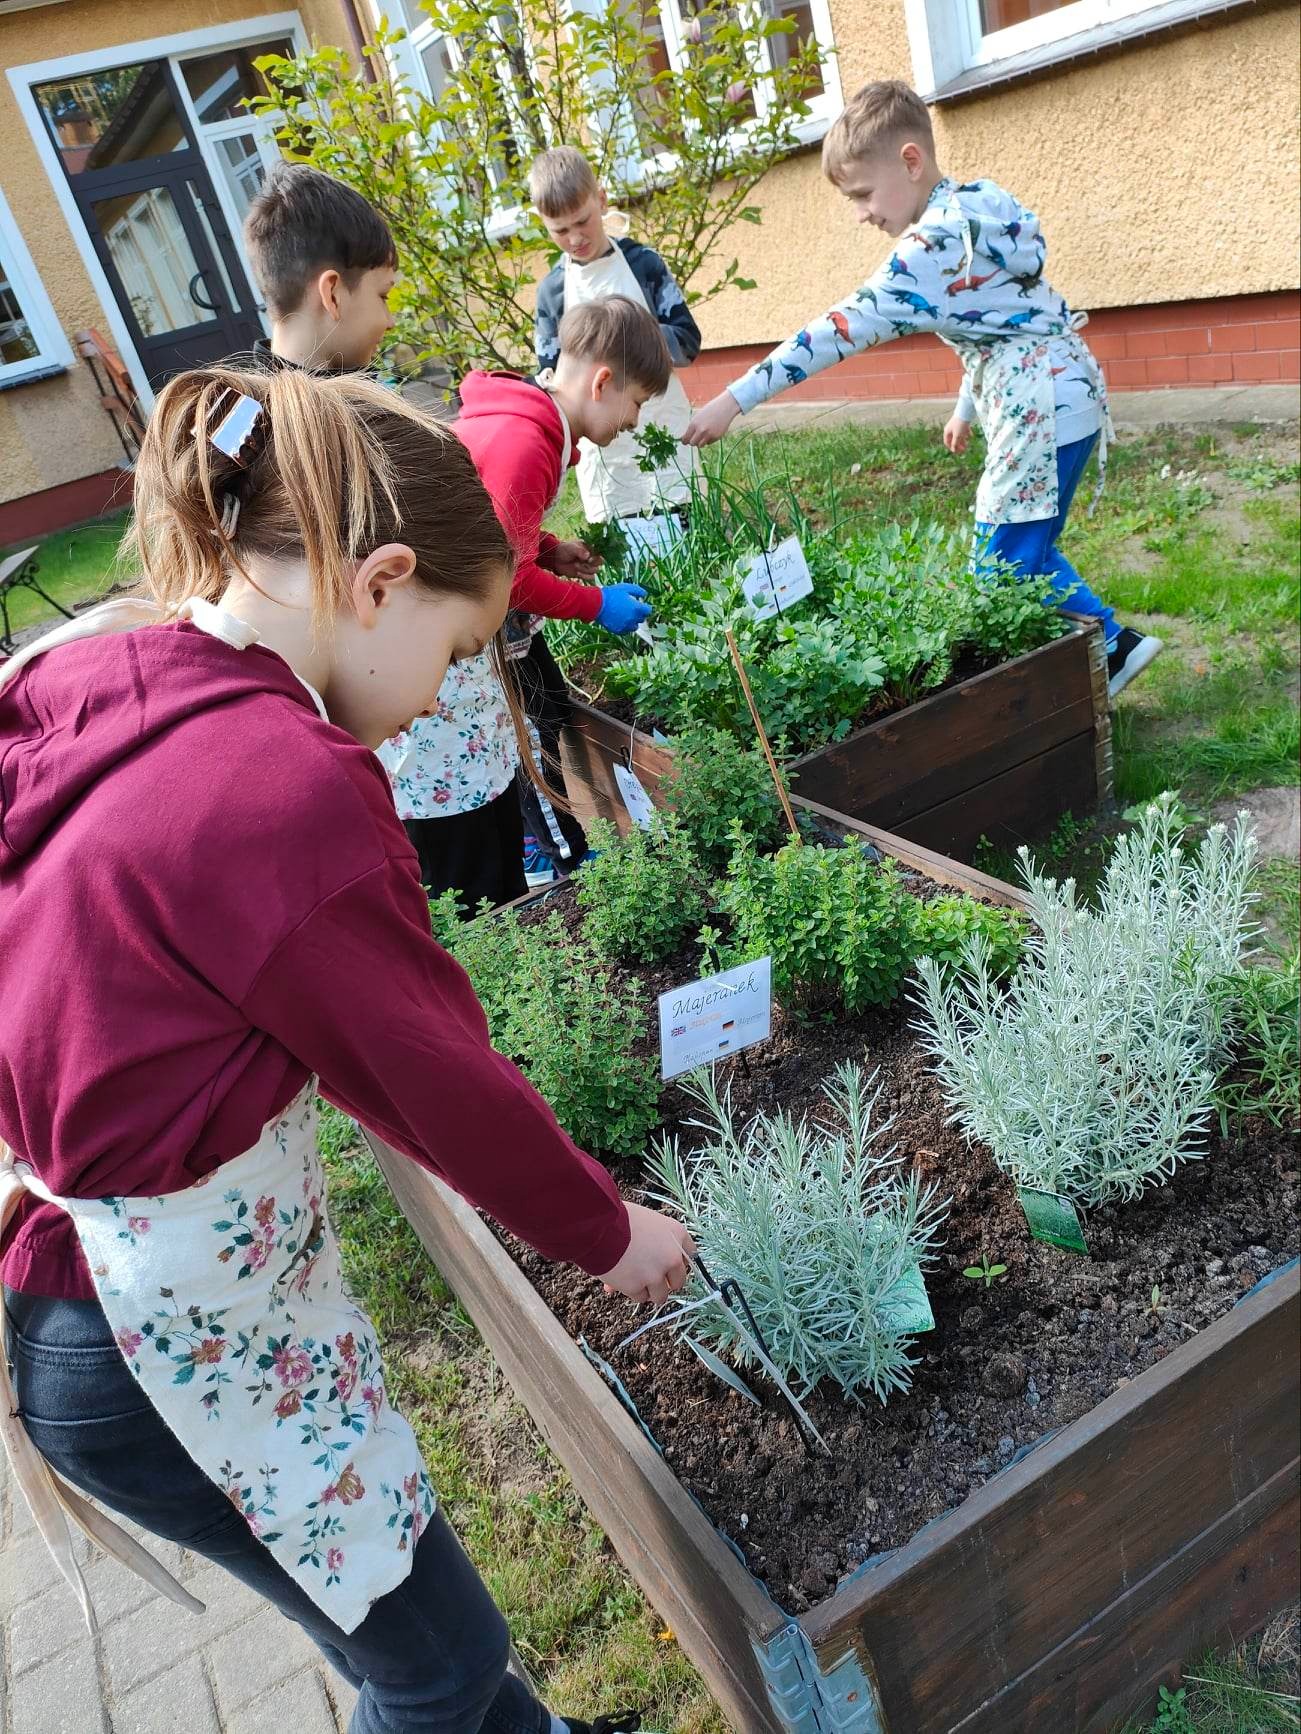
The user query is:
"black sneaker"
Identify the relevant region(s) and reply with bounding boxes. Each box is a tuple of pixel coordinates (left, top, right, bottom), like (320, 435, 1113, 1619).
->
(563, 1714, 645, 1734)
(1107, 627, 1163, 699)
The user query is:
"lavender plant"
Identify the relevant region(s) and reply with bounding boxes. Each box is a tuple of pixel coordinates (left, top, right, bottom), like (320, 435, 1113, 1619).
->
(913, 795, 1258, 1206)
(646, 1063, 949, 1404)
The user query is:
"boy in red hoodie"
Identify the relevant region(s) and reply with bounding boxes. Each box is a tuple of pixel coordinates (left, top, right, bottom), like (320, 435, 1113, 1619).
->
(380, 297, 670, 903)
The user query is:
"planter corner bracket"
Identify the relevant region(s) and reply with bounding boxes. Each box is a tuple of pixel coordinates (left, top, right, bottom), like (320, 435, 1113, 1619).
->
(755, 1622, 886, 1734)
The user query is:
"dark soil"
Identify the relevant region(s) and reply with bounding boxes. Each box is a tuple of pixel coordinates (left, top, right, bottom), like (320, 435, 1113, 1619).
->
(495, 880, 1301, 1612)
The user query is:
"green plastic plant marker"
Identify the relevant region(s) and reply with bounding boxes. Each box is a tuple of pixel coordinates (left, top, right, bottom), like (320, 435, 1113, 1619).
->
(880, 1262, 935, 1334)
(1018, 1186, 1089, 1255)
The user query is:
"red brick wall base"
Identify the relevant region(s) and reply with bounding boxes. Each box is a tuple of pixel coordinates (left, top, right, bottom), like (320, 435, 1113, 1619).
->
(0, 467, 133, 548)
(684, 290, 1301, 406)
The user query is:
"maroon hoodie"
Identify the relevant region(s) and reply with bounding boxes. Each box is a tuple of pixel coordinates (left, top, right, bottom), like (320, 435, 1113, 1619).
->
(454, 372, 604, 622)
(0, 621, 630, 1299)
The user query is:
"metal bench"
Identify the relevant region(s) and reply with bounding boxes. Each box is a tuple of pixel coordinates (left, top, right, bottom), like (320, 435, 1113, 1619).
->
(0, 545, 75, 657)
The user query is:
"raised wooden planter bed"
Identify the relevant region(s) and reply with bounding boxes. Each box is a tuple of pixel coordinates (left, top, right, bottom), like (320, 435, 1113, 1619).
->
(373, 806, 1299, 1733)
(573, 617, 1113, 860)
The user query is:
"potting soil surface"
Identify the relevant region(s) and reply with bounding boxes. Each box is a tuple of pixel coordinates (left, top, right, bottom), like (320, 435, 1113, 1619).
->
(496, 880, 1301, 1610)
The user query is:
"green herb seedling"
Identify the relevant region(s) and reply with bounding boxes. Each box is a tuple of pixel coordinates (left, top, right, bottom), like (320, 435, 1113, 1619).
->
(1152, 1683, 1193, 1733)
(634, 423, 681, 473)
(1145, 1284, 1169, 1321)
(962, 1255, 1008, 1289)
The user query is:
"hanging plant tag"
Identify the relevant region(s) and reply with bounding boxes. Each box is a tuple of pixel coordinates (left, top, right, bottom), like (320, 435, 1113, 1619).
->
(613, 763, 657, 830)
(658, 957, 772, 1080)
(879, 1262, 935, 1334)
(1019, 1187, 1089, 1255)
(742, 535, 814, 621)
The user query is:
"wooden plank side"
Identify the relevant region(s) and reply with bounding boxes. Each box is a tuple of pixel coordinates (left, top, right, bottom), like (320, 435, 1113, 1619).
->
(962, 1464, 1300, 1734)
(898, 730, 1099, 859)
(789, 629, 1094, 827)
(367, 1140, 787, 1734)
(563, 704, 1027, 906)
(803, 1268, 1301, 1734)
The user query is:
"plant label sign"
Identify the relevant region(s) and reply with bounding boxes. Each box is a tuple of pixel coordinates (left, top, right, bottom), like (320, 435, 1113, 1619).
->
(1018, 1187, 1089, 1255)
(742, 536, 814, 622)
(624, 514, 683, 564)
(613, 764, 657, 830)
(658, 957, 772, 1080)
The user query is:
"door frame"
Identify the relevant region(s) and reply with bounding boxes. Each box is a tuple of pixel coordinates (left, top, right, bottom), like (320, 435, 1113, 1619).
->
(8, 11, 306, 413)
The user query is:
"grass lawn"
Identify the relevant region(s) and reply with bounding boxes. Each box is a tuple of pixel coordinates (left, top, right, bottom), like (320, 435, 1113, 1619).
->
(16, 418, 1299, 1730)
(1, 514, 130, 637)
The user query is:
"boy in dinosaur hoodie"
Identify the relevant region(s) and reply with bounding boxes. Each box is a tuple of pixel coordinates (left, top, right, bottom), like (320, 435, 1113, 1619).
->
(684, 79, 1161, 699)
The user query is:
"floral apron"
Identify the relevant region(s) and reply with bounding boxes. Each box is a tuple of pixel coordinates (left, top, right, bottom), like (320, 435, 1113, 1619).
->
(0, 603, 435, 1637)
(564, 235, 697, 521)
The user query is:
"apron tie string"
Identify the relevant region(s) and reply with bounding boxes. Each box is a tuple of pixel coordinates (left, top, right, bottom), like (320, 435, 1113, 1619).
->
(0, 1152, 205, 1635)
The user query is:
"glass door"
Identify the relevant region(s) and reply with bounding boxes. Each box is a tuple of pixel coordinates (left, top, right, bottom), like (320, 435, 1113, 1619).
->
(33, 59, 263, 389)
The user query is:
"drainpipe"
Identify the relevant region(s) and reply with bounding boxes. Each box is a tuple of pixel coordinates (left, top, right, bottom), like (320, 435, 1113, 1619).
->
(339, 0, 378, 82)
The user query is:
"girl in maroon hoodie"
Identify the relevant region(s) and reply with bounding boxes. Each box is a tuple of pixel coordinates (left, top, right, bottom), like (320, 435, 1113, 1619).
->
(0, 364, 688, 1734)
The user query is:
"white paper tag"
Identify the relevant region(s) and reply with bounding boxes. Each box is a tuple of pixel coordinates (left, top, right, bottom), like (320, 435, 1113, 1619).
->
(658, 957, 772, 1080)
(613, 763, 657, 830)
(742, 536, 814, 622)
(623, 514, 683, 563)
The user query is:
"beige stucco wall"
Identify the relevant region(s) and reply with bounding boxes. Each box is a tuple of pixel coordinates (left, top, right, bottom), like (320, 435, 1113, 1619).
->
(695, 0, 1301, 348)
(0, 0, 349, 509)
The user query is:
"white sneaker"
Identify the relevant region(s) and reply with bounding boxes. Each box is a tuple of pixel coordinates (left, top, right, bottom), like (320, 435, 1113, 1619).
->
(1107, 628, 1163, 698)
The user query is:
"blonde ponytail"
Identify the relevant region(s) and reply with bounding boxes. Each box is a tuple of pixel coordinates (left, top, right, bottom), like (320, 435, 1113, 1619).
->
(125, 365, 510, 634)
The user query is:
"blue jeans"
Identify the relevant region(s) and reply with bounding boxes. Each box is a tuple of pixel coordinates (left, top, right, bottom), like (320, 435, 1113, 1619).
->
(5, 1288, 556, 1734)
(976, 433, 1118, 648)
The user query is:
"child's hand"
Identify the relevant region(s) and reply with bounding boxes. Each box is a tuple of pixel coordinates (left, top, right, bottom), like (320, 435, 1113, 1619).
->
(599, 1202, 696, 1305)
(596, 583, 651, 634)
(943, 415, 973, 455)
(683, 390, 741, 448)
(550, 539, 603, 579)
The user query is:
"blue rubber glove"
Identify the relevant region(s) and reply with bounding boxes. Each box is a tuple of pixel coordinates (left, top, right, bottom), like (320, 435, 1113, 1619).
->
(596, 583, 652, 634)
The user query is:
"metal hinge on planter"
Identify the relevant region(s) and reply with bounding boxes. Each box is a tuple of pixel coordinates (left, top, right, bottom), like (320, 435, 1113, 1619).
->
(755, 1621, 886, 1734)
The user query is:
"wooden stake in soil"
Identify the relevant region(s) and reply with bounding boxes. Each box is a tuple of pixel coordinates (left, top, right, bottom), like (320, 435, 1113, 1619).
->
(724, 629, 800, 842)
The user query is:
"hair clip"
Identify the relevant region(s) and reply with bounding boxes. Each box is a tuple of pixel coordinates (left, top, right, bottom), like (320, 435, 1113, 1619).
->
(209, 392, 265, 465)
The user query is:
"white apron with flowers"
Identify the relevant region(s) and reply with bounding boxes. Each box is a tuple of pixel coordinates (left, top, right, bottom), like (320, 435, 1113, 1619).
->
(0, 600, 434, 1636)
(9, 1083, 435, 1634)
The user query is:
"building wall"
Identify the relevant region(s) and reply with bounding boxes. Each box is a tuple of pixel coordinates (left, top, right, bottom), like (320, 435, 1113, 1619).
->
(0, 0, 348, 522)
(691, 1, 1301, 352)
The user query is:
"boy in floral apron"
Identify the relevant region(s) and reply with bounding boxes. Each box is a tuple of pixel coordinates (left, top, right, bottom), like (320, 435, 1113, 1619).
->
(0, 364, 687, 1734)
(684, 80, 1163, 701)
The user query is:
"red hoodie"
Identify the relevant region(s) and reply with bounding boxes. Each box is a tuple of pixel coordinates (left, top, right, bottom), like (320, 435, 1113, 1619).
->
(454, 372, 603, 623)
(0, 622, 630, 1299)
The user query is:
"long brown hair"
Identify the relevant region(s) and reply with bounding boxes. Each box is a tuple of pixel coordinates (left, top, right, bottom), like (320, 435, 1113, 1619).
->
(125, 364, 545, 780)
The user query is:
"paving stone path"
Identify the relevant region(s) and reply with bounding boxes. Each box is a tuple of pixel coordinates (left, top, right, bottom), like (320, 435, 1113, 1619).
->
(0, 1446, 359, 1734)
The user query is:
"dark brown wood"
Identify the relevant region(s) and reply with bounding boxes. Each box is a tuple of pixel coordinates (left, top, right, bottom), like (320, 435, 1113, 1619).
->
(789, 626, 1098, 836)
(802, 1265, 1300, 1734)
(564, 702, 1027, 906)
(890, 730, 1100, 859)
(565, 624, 1109, 862)
(367, 1142, 788, 1734)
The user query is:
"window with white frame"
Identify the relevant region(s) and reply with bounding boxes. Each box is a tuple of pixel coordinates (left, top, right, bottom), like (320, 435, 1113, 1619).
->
(906, 0, 1223, 96)
(0, 189, 70, 386)
(386, 0, 839, 205)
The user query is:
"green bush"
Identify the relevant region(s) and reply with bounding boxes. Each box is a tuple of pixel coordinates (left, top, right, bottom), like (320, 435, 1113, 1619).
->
(437, 904, 660, 1159)
(574, 817, 708, 965)
(910, 894, 1027, 983)
(658, 725, 790, 874)
(1211, 945, 1300, 1132)
(708, 831, 915, 1015)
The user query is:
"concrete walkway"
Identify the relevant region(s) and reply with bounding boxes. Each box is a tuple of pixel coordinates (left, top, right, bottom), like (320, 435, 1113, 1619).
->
(0, 1444, 359, 1734)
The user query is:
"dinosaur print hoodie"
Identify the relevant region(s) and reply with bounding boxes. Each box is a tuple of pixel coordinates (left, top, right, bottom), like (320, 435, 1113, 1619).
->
(727, 178, 1109, 525)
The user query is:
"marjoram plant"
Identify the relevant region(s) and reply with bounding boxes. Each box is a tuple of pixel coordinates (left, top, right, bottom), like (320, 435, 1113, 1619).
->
(253, 5, 824, 377)
(658, 724, 790, 874)
(707, 828, 916, 1015)
(913, 794, 1259, 1206)
(574, 815, 708, 965)
(436, 901, 660, 1158)
(647, 1062, 950, 1404)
